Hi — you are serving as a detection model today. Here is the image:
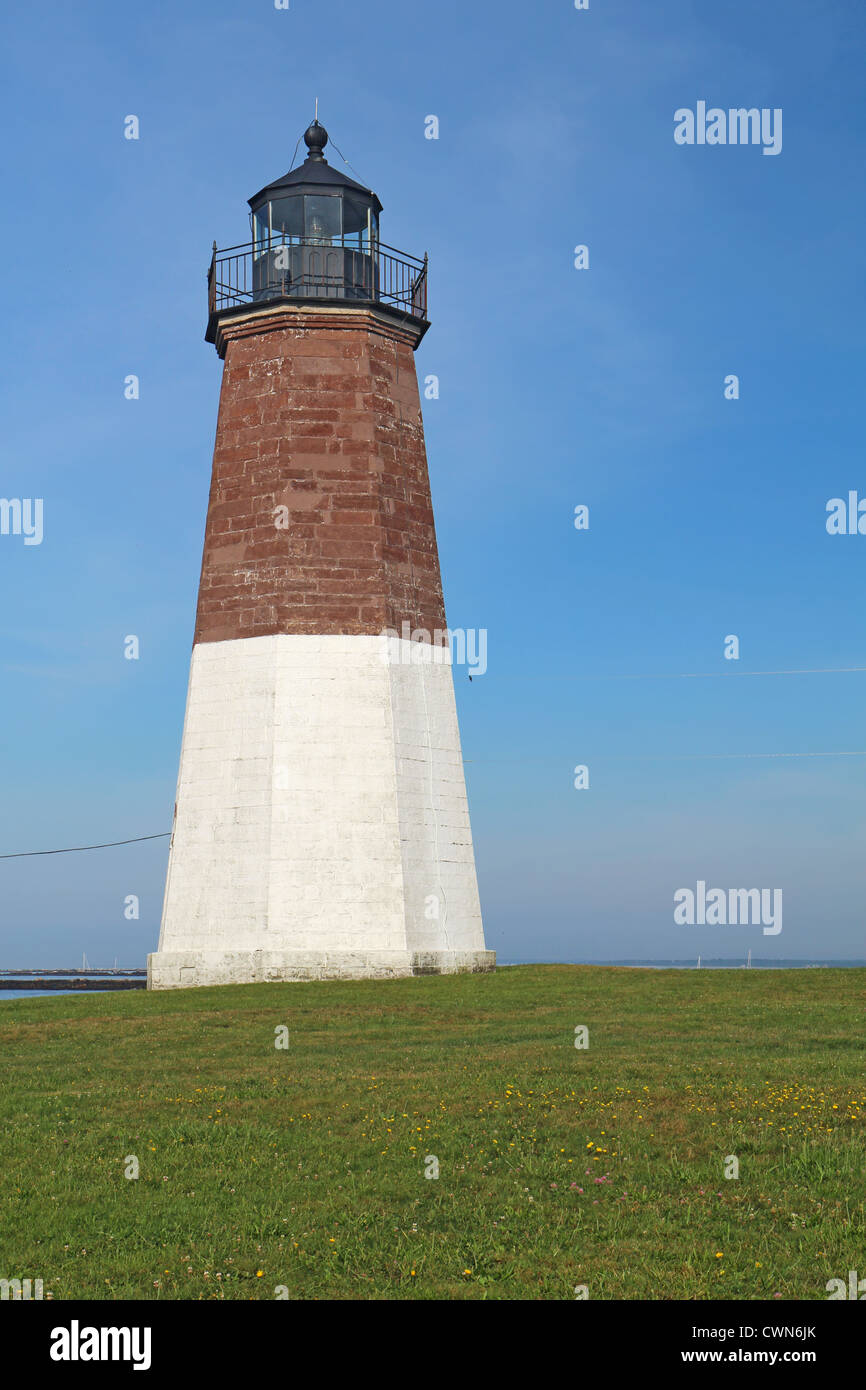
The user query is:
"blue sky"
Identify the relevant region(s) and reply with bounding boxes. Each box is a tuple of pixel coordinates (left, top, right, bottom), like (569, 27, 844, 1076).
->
(1, 0, 864, 967)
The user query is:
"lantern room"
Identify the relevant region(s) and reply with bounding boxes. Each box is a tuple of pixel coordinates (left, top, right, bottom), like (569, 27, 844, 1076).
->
(247, 120, 383, 302)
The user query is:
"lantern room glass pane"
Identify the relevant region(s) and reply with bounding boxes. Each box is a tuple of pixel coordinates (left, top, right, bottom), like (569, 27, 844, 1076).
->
(253, 199, 303, 250)
(267, 197, 304, 240)
(304, 195, 341, 243)
(342, 194, 376, 239)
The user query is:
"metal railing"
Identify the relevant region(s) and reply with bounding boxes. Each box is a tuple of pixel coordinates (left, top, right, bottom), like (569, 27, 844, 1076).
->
(207, 238, 428, 320)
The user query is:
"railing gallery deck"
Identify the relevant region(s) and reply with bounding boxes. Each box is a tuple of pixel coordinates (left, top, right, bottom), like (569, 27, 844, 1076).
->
(208, 238, 428, 321)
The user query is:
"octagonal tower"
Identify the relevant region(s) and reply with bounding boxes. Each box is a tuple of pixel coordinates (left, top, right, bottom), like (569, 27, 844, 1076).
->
(148, 120, 493, 988)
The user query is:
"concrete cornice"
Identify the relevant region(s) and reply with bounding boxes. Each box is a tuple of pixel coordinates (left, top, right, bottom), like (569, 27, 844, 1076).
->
(207, 299, 429, 358)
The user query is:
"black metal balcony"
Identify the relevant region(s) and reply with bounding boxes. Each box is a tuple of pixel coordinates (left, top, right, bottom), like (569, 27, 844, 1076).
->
(207, 238, 428, 325)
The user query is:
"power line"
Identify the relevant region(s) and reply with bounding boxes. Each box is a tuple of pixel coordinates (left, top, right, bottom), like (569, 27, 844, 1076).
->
(3, 740, 864, 860)
(0, 833, 171, 861)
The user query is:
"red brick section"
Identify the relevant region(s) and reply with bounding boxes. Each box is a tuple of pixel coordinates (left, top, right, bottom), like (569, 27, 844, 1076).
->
(193, 305, 448, 644)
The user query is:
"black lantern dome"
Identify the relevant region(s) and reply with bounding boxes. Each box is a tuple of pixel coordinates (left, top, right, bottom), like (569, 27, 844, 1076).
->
(247, 120, 383, 303)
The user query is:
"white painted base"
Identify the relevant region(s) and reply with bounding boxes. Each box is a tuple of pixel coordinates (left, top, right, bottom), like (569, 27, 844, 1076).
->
(148, 949, 495, 989)
(149, 634, 491, 988)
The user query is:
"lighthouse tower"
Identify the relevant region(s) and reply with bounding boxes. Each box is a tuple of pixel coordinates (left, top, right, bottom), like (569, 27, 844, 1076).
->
(148, 120, 494, 988)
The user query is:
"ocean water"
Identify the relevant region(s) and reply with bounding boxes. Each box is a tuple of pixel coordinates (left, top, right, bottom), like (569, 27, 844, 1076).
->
(588, 959, 866, 969)
(0, 981, 145, 1000)
(0, 989, 94, 1000)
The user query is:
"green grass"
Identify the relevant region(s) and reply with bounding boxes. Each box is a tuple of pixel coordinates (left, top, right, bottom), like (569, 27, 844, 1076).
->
(0, 965, 863, 1300)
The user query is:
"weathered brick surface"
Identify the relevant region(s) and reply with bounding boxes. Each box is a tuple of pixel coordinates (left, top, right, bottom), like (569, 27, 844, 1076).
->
(193, 306, 447, 643)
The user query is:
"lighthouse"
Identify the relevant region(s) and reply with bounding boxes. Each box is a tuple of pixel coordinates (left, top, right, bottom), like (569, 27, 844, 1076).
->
(148, 120, 494, 988)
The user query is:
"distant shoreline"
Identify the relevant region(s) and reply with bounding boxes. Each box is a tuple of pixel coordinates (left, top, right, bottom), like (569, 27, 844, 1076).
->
(498, 959, 866, 969)
(2, 959, 865, 1003)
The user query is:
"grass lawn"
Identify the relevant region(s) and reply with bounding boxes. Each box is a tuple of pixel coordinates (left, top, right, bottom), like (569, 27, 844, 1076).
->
(0, 964, 863, 1300)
